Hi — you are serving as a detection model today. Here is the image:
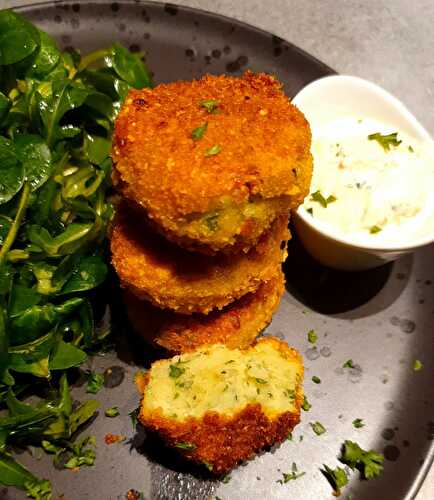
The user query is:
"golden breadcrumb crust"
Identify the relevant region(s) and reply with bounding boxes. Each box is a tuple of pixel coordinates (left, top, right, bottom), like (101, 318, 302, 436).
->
(124, 271, 285, 354)
(112, 71, 312, 253)
(110, 203, 289, 314)
(139, 337, 303, 474)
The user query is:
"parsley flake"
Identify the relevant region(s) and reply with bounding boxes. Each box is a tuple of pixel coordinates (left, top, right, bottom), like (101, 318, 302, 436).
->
(255, 378, 268, 385)
(370, 225, 382, 234)
(353, 418, 365, 429)
(277, 463, 305, 483)
(307, 329, 317, 344)
(191, 122, 208, 140)
(321, 464, 349, 496)
(312, 375, 321, 384)
(413, 359, 423, 371)
(86, 372, 104, 394)
(368, 132, 402, 151)
(306, 207, 314, 216)
(175, 442, 196, 451)
(343, 359, 355, 369)
(310, 190, 337, 208)
(301, 395, 312, 412)
(339, 440, 384, 479)
(205, 144, 222, 157)
(408, 145, 414, 153)
(311, 421, 327, 436)
(105, 407, 120, 418)
(200, 99, 219, 113)
(169, 364, 185, 378)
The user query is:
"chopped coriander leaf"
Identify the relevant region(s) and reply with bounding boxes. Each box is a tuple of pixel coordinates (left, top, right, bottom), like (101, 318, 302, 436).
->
(129, 408, 139, 429)
(306, 207, 314, 216)
(221, 474, 231, 483)
(287, 432, 293, 441)
(203, 461, 213, 471)
(370, 225, 382, 234)
(169, 364, 185, 378)
(105, 407, 120, 418)
(255, 377, 268, 384)
(86, 372, 104, 394)
(215, 497, 222, 500)
(299, 435, 304, 442)
(321, 464, 349, 496)
(63, 435, 97, 469)
(200, 99, 219, 113)
(276, 463, 305, 483)
(312, 375, 321, 384)
(307, 329, 318, 344)
(368, 132, 402, 151)
(310, 190, 328, 208)
(311, 421, 326, 436)
(408, 145, 414, 152)
(175, 442, 196, 450)
(205, 144, 222, 157)
(343, 359, 355, 369)
(353, 418, 365, 429)
(284, 388, 295, 399)
(340, 440, 384, 479)
(326, 195, 337, 204)
(191, 122, 208, 140)
(413, 359, 423, 371)
(301, 395, 312, 412)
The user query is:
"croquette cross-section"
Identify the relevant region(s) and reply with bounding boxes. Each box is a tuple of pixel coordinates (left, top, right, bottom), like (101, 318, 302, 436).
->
(124, 271, 285, 354)
(139, 337, 303, 474)
(110, 203, 289, 314)
(112, 71, 312, 254)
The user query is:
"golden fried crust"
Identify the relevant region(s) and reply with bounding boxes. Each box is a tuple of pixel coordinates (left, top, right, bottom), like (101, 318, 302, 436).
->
(110, 203, 289, 314)
(124, 271, 285, 354)
(112, 71, 312, 252)
(139, 337, 303, 474)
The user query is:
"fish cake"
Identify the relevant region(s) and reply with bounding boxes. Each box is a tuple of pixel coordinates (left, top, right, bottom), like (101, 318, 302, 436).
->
(112, 71, 312, 254)
(110, 203, 289, 314)
(138, 337, 303, 474)
(124, 271, 285, 354)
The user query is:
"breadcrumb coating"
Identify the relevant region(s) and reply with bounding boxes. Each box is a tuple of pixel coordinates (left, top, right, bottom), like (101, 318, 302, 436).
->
(112, 71, 312, 253)
(110, 203, 289, 314)
(124, 271, 285, 354)
(139, 337, 303, 474)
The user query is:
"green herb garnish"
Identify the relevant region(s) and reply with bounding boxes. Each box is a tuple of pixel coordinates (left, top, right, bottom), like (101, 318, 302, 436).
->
(312, 375, 321, 384)
(311, 421, 327, 436)
(307, 329, 317, 344)
(175, 442, 197, 451)
(306, 207, 314, 216)
(413, 359, 423, 371)
(169, 364, 186, 378)
(352, 418, 364, 429)
(0, 10, 153, 496)
(408, 145, 414, 153)
(221, 474, 231, 483)
(63, 436, 97, 469)
(200, 99, 219, 113)
(310, 190, 337, 208)
(191, 122, 208, 140)
(370, 225, 382, 234)
(86, 372, 104, 394)
(277, 462, 305, 483)
(368, 132, 402, 151)
(204, 213, 219, 232)
(301, 395, 312, 411)
(129, 408, 139, 429)
(321, 464, 349, 496)
(339, 440, 384, 479)
(343, 359, 355, 368)
(205, 144, 222, 157)
(105, 407, 120, 418)
(255, 378, 268, 385)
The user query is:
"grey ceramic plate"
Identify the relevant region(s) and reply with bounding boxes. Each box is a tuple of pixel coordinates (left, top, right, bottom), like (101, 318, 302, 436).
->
(7, 1, 434, 499)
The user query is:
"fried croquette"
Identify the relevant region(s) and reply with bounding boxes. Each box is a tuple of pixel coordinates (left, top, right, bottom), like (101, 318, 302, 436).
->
(112, 71, 312, 254)
(110, 203, 289, 314)
(124, 271, 284, 354)
(138, 337, 303, 474)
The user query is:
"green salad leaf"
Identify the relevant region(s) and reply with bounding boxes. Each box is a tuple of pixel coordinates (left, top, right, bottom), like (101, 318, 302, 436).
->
(0, 9, 152, 496)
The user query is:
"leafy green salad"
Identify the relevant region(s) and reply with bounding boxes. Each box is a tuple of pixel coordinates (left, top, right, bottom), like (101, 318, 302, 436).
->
(0, 10, 151, 498)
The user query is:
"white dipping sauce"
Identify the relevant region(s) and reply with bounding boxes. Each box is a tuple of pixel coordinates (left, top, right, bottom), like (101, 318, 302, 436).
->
(301, 117, 434, 244)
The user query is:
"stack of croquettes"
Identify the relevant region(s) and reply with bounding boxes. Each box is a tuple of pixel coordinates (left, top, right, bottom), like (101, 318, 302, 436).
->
(110, 72, 312, 473)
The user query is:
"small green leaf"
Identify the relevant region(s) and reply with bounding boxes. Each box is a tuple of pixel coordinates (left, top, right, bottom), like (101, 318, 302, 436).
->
(175, 442, 196, 450)
(49, 340, 87, 370)
(205, 144, 222, 157)
(413, 359, 423, 371)
(86, 372, 104, 394)
(352, 418, 364, 429)
(301, 395, 311, 412)
(169, 364, 185, 378)
(321, 464, 348, 496)
(368, 132, 401, 151)
(200, 99, 219, 113)
(311, 421, 326, 436)
(370, 225, 382, 234)
(0, 136, 24, 205)
(343, 359, 355, 368)
(311, 375, 321, 384)
(307, 329, 317, 344)
(191, 122, 208, 140)
(105, 407, 120, 418)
